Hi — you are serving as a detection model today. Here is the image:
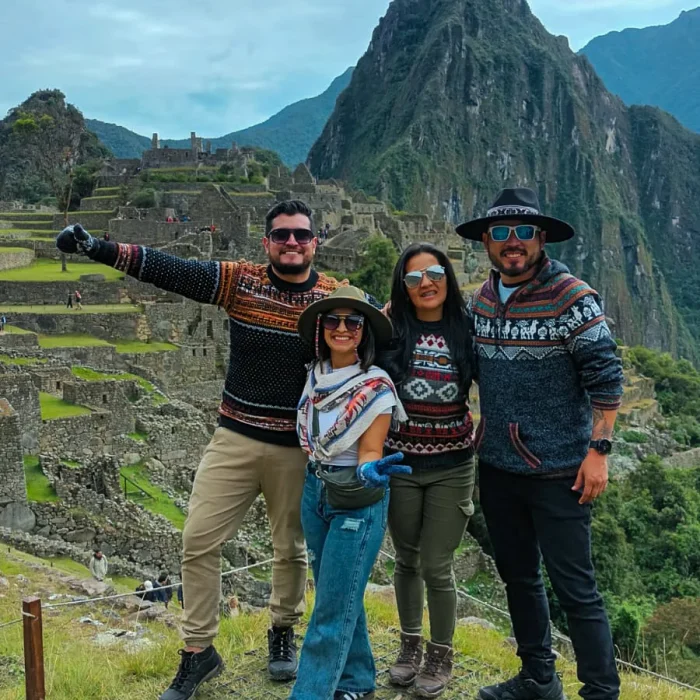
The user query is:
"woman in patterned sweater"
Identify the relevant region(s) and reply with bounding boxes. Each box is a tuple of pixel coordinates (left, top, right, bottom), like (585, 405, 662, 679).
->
(381, 243, 476, 698)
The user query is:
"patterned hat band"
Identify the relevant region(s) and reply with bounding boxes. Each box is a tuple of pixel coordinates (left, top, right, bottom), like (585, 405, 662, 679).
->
(486, 205, 540, 217)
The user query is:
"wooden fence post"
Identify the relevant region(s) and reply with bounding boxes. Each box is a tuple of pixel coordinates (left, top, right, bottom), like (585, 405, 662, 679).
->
(22, 596, 45, 700)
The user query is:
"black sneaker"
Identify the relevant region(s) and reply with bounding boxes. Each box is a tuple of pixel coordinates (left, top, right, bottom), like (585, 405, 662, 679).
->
(478, 672, 566, 700)
(159, 646, 224, 700)
(267, 626, 298, 681)
(334, 692, 375, 700)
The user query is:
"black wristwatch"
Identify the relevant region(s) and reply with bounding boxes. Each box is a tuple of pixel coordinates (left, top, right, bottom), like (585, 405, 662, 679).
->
(589, 439, 613, 455)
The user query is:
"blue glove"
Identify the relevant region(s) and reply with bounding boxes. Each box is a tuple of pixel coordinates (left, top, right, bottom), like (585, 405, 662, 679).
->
(56, 224, 98, 256)
(356, 452, 412, 488)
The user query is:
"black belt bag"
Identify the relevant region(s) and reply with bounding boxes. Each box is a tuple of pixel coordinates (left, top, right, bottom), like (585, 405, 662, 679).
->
(314, 464, 385, 510)
(309, 404, 385, 510)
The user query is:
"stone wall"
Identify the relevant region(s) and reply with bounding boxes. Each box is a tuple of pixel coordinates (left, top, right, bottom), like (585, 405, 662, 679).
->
(6, 309, 144, 341)
(62, 380, 138, 433)
(42, 345, 122, 372)
(0, 372, 40, 453)
(0, 331, 39, 350)
(0, 278, 126, 306)
(40, 411, 114, 460)
(53, 211, 114, 232)
(0, 400, 27, 505)
(80, 195, 122, 211)
(316, 247, 357, 273)
(0, 249, 34, 270)
(28, 367, 74, 395)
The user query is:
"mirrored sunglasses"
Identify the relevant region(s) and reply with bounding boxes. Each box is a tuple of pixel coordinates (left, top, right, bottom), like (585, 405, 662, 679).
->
(321, 313, 364, 333)
(404, 264, 446, 289)
(488, 225, 539, 242)
(267, 228, 315, 245)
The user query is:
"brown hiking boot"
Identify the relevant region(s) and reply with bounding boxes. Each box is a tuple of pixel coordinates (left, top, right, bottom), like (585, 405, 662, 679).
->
(388, 632, 423, 686)
(414, 641, 453, 698)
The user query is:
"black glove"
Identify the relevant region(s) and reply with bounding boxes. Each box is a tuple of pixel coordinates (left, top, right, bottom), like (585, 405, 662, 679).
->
(56, 224, 98, 256)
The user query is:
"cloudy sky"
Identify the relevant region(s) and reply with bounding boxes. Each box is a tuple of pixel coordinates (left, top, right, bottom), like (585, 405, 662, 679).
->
(2, 0, 697, 138)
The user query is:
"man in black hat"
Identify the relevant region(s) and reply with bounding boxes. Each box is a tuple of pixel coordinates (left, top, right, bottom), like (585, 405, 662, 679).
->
(457, 188, 624, 700)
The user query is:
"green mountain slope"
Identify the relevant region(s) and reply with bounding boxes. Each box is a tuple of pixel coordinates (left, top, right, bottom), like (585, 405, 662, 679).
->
(308, 0, 700, 363)
(87, 68, 353, 165)
(581, 8, 700, 133)
(84, 118, 150, 158)
(0, 90, 109, 203)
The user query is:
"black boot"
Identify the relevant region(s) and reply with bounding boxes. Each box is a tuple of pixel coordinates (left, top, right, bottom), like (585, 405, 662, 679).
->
(267, 626, 298, 681)
(159, 646, 224, 700)
(478, 671, 566, 700)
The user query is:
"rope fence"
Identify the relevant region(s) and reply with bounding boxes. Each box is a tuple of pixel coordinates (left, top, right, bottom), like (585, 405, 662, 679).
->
(2, 556, 275, 700)
(378, 550, 700, 694)
(3, 548, 698, 698)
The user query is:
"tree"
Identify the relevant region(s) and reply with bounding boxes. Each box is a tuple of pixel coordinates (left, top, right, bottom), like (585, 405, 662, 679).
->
(349, 235, 398, 303)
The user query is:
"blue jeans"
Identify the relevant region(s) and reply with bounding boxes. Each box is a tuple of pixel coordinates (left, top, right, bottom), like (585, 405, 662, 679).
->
(289, 468, 388, 700)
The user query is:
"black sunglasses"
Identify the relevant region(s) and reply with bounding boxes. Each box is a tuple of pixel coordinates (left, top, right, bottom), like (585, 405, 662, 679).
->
(267, 228, 315, 245)
(321, 313, 364, 333)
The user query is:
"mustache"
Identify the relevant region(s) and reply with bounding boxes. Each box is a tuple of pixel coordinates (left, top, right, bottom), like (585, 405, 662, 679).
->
(501, 248, 526, 256)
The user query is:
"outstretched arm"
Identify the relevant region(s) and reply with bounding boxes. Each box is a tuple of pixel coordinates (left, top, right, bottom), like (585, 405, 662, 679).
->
(57, 224, 237, 307)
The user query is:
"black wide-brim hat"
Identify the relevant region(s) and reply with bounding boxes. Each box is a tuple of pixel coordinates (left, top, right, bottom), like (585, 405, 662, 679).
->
(456, 187, 575, 243)
(298, 286, 394, 348)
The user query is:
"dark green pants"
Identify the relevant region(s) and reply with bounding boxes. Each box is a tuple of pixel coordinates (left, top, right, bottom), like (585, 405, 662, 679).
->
(388, 459, 475, 645)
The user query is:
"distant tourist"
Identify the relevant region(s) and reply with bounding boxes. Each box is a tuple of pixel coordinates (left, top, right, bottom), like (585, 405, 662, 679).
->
(57, 200, 354, 700)
(176, 582, 184, 609)
(155, 572, 173, 608)
(0, 315, 6, 332)
(66, 292, 73, 309)
(166, 215, 174, 223)
(136, 580, 158, 602)
(88, 549, 108, 581)
(103, 232, 110, 241)
(75, 290, 83, 310)
(456, 187, 624, 700)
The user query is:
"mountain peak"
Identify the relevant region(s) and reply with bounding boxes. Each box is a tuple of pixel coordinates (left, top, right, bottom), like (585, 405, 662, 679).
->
(308, 0, 700, 363)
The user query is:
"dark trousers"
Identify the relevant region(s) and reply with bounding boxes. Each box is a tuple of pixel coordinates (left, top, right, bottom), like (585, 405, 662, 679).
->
(479, 462, 620, 700)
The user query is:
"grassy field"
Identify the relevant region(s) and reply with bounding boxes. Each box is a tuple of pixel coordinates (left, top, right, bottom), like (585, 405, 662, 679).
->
(0, 354, 46, 366)
(39, 334, 113, 348)
(23, 455, 58, 502)
(120, 462, 186, 530)
(39, 392, 92, 420)
(71, 366, 167, 405)
(0, 545, 693, 700)
(0, 259, 124, 282)
(1, 325, 33, 334)
(0, 247, 32, 254)
(0, 304, 141, 314)
(114, 340, 178, 353)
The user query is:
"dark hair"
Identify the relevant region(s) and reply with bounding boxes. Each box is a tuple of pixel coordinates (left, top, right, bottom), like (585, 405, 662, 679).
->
(317, 314, 376, 372)
(265, 200, 314, 235)
(381, 243, 475, 394)
(158, 572, 169, 583)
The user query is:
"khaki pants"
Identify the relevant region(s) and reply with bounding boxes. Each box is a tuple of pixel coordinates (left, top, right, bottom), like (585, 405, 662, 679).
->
(181, 427, 308, 648)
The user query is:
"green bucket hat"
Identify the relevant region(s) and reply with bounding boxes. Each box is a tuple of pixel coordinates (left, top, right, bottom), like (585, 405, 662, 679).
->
(298, 286, 393, 348)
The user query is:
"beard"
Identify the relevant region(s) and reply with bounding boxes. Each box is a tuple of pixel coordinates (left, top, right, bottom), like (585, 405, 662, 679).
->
(487, 247, 543, 279)
(269, 249, 313, 275)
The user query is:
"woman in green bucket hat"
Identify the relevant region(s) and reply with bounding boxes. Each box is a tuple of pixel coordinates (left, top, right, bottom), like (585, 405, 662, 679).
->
(290, 286, 408, 700)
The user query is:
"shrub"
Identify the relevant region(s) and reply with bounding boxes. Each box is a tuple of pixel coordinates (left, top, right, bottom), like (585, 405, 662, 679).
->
(131, 188, 157, 208)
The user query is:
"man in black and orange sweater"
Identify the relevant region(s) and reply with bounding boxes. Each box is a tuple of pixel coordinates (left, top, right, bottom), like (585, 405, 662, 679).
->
(57, 200, 343, 700)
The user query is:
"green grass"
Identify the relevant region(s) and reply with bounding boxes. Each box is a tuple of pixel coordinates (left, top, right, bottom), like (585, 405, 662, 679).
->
(39, 334, 113, 348)
(0, 561, 692, 700)
(2, 325, 32, 334)
(60, 460, 81, 468)
(23, 455, 58, 502)
(70, 366, 167, 405)
(0, 259, 124, 282)
(39, 392, 91, 420)
(0, 247, 32, 254)
(128, 432, 148, 442)
(0, 304, 141, 314)
(93, 187, 121, 194)
(0, 229, 53, 235)
(114, 340, 178, 353)
(0, 354, 46, 366)
(120, 462, 185, 530)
